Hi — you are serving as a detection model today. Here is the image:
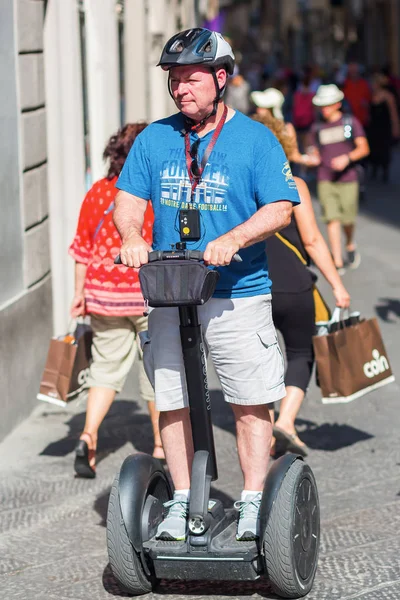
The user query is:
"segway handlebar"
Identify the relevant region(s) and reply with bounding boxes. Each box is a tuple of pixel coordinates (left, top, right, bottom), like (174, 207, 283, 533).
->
(114, 250, 242, 264)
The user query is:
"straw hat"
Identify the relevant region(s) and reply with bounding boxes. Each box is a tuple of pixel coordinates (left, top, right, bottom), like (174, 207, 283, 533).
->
(312, 84, 344, 107)
(250, 88, 285, 120)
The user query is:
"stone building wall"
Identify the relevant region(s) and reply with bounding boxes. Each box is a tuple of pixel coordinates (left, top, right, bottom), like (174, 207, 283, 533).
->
(0, 0, 52, 442)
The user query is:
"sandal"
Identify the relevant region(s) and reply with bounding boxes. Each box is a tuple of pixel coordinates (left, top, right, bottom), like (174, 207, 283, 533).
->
(273, 426, 308, 457)
(74, 432, 96, 479)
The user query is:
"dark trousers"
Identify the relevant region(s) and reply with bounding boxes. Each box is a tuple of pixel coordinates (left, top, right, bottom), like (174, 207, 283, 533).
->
(272, 289, 315, 393)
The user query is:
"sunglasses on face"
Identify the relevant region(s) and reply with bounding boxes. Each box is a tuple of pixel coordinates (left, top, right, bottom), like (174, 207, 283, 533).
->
(190, 138, 201, 179)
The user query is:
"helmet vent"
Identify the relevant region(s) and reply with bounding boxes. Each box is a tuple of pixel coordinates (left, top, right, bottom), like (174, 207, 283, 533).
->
(202, 41, 213, 53)
(170, 40, 184, 53)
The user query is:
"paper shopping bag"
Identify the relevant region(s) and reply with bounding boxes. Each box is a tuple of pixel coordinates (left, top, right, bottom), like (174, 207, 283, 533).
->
(37, 324, 92, 406)
(313, 317, 395, 403)
(68, 323, 92, 397)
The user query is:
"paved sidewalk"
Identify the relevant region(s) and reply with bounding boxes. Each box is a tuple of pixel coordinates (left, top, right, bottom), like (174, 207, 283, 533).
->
(1, 166, 400, 599)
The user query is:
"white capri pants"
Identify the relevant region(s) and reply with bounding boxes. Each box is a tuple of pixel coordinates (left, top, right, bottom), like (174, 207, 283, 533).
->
(141, 294, 285, 412)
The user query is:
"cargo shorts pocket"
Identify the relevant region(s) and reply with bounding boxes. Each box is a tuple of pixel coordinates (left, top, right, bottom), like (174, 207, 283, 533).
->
(138, 330, 155, 389)
(256, 326, 285, 391)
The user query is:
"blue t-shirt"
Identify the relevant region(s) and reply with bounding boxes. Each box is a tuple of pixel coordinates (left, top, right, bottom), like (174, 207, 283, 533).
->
(116, 111, 300, 298)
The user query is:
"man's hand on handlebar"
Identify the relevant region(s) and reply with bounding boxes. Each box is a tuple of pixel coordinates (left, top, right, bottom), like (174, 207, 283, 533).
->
(203, 233, 241, 267)
(120, 235, 152, 268)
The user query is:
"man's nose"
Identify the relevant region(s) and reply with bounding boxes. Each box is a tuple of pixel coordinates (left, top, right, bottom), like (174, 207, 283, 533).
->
(176, 82, 189, 96)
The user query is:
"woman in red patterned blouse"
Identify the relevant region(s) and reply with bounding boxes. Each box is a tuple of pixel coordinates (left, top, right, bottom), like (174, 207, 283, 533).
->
(69, 123, 163, 478)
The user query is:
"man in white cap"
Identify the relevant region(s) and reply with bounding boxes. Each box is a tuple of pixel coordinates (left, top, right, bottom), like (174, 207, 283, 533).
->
(308, 84, 369, 273)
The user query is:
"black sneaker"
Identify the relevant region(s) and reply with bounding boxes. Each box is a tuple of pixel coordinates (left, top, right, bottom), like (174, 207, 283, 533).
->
(347, 249, 361, 270)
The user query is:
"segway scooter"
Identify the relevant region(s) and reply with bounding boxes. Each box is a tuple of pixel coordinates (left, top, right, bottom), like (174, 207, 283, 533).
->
(107, 247, 320, 598)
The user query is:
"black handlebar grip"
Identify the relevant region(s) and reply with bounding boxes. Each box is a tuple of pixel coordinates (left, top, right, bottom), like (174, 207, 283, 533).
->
(115, 251, 243, 264)
(148, 251, 164, 262)
(186, 250, 203, 260)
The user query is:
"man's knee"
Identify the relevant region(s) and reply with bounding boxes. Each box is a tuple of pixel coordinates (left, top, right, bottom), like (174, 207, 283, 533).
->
(232, 403, 272, 424)
(159, 407, 190, 427)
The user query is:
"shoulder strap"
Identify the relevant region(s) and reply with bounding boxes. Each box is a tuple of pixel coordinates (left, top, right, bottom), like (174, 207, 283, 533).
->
(93, 200, 115, 240)
(275, 232, 307, 266)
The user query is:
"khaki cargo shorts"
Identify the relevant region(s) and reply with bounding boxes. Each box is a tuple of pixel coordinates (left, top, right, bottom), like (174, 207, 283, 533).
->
(87, 314, 154, 402)
(318, 180, 359, 225)
(140, 295, 285, 412)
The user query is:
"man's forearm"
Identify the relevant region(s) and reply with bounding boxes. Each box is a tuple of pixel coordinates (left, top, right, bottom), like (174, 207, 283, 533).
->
(349, 138, 370, 162)
(227, 201, 292, 248)
(348, 148, 368, 162)
(114, 191, 147, 242)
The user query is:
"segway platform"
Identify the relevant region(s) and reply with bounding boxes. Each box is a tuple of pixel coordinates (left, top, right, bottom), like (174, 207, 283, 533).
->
(147, 503, 260, 581)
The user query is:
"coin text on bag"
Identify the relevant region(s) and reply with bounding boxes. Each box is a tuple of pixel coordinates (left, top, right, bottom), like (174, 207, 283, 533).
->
(77, 367, 90, 386)
(363, 349, 389, 379)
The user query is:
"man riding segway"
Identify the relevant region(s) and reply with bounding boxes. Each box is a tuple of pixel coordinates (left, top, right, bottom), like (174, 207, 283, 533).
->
(109, 29, 319, 599)
(115, 27, 299, 541)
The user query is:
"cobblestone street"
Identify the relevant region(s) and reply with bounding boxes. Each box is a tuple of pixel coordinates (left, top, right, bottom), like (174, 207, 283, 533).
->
(1, 164, 400, 600)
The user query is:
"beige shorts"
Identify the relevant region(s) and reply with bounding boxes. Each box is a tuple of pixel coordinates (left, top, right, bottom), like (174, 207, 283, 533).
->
(87, 314, 154, 402)
(140, 295, 285, 412)
(318, 180, 359, 225)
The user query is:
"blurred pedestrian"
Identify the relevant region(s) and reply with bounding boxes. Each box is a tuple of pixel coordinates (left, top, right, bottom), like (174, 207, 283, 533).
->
(255, 113, 350, 456)
(330, 59, 346, 87)
(251, 87, 318, 170)
(292, 71, 316, 154)
(367, 73, 400, 182)
(281, 69, 299, 122)
(382, 64, 400, 118)
(343, 62, 371, 128)
(308, 84, 370, 273)
(69, 123, 164, 479)
(309, 65, 323, 94)
(225, 66, 251, 114)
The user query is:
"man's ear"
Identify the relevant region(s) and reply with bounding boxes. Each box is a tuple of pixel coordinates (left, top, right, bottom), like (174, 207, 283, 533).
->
(216, 68, 227, 90)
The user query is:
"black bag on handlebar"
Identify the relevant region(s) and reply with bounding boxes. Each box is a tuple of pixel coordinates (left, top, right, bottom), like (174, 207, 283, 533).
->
(139, 260, 219, 307)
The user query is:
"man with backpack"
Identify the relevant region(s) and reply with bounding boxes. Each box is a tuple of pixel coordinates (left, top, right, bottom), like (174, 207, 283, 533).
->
(308, 84, 370, 273)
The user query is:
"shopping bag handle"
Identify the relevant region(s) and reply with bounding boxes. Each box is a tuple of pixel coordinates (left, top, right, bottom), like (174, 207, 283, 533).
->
(329, 307, 350, 325)
(68, 316, 88, 335)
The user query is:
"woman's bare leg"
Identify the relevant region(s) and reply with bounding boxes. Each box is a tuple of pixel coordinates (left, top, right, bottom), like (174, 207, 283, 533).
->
(80, 386, 116, 467)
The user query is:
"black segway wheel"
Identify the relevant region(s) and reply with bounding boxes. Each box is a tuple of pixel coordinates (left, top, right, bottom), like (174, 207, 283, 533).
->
(107, 471, 168, 595)
(263, 459, 320, 598)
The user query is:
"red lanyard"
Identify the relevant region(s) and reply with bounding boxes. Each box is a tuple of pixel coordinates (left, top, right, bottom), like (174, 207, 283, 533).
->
(184, 105, 228, 201)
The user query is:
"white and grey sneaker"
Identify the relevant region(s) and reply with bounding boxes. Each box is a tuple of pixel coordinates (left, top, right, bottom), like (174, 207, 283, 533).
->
(234, 492, 262, 541)
(156, 494, 189, 541)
